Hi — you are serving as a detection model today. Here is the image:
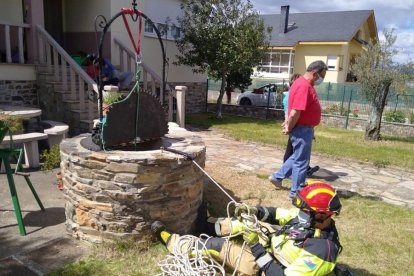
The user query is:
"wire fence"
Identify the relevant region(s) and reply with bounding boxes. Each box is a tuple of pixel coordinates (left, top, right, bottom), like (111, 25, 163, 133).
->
(315, 83, 414, 123)
(208, 79, 414, 124)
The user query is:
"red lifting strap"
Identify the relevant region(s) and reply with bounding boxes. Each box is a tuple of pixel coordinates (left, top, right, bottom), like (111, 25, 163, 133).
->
(121, 8, 142, 56)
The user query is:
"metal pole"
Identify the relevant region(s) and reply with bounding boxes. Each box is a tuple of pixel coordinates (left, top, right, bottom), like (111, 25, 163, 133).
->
(340, 85, 346, 115)
(394, 94, 399, 112)
(327, 82, 331, 101)
(345, 89, 353, 129)
(266, 83, 271, 120)
(205, 78, 209, 112)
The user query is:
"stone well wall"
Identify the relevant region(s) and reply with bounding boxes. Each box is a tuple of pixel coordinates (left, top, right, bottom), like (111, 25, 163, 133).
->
(60, 123, 206, 243)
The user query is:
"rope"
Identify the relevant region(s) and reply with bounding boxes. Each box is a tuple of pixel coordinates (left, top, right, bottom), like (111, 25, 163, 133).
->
(157, 202, 262, 275)
(157, 234, 226, 276)
(133, 62, 141, 150)
(191, 160, 237, 203)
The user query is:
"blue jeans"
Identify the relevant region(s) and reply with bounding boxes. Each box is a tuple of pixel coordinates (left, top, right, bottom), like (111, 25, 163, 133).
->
(271, 126, 314, 197)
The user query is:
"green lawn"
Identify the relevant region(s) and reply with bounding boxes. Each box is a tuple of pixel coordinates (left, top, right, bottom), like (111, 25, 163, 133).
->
(186, 112, 414, 169)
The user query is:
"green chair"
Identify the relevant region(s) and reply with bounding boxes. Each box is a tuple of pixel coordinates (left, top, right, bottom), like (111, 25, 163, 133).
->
(0, 124, 44, 236)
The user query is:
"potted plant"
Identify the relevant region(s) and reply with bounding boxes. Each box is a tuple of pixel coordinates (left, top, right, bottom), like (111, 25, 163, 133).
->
(103, 86, 123, 116)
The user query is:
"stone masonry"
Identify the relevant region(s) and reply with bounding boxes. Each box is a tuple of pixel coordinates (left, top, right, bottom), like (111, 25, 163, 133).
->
(0, 80, 37, 106)
(170, 81, 208, 113)
(60, 123, 206, 243)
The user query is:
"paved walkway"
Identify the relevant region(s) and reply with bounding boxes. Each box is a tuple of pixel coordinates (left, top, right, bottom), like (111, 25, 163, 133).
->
(191, 127, 414, 209)
(1, 127, 413, 275)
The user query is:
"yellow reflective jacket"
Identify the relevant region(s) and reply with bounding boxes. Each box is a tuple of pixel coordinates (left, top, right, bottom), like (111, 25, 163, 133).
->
(258, 207, 341, 276)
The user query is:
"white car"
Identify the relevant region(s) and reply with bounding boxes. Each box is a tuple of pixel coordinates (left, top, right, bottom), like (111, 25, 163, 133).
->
(236, 83, 287, 107)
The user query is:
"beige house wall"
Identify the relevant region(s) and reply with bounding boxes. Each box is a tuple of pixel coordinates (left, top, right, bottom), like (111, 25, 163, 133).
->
(293, 44, 349, 83)
(0, 64, 36, 80)
(0, 0, 23, 24)
(360, 22, 371, 42)
(63, 0, 110, 32)
(349, 40, 364, 61)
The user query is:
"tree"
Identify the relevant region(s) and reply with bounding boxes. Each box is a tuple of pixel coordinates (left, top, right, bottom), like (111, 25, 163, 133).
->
(351, 29, 412, 140)
(225, 66, 253, 104)
(175, 0, 271, 118)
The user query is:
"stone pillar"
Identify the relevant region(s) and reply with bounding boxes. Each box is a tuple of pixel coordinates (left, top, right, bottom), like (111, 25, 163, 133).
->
(175, 86, 187, 128)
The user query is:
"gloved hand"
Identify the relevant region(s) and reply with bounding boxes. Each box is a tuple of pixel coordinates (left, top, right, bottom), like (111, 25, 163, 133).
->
(243, 229, 259, 245)
(234, 204, 257, 219)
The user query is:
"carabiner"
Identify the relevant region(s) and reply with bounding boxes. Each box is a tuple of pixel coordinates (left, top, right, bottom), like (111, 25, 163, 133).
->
(135, 54, 142, 64)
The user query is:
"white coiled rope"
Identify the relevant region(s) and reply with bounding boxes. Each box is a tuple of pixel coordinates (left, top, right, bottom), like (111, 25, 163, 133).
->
(157, 202, 261, 275)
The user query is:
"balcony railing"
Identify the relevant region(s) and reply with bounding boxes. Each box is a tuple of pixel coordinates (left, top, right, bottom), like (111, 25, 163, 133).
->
(0, 21, 30, 64)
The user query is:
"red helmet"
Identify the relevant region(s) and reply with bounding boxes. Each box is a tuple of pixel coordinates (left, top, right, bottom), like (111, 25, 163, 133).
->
(293, 181, 342, 216)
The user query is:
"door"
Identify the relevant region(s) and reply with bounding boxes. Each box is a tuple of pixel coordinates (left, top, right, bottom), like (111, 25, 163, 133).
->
(43, 0, 63, 45)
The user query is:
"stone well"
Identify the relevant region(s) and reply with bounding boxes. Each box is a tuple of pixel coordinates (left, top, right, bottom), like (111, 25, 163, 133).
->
(60, 123, 206, 242)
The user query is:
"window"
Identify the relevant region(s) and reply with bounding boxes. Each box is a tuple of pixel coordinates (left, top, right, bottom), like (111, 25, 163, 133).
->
(327, 56, 338, 71)
(157, 23, 168, 36)
(260, 50, 295, 75)
(171, 26, 181, 39)
(144, 21, 182, 41)
(144, 20, 153, 33)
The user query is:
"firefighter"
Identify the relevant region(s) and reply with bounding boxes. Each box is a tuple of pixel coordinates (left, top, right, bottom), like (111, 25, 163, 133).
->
(152, 181, 343, 275)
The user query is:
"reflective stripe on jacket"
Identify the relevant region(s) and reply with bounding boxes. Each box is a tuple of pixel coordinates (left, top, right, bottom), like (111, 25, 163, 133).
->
(263, 208, 340, 275)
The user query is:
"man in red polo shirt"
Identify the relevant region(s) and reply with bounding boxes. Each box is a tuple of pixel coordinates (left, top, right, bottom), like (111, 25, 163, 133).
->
(269, 60, 327, 199)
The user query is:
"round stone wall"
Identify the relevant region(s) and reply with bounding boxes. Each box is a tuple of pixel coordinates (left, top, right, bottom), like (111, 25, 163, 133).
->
(60, 123, 206, 243)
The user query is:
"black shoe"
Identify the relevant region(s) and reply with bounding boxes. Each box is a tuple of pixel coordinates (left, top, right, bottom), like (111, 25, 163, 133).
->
(151, 220, 166, 244)
(196, 201, 214, 235)
(307, 166, 320, 177)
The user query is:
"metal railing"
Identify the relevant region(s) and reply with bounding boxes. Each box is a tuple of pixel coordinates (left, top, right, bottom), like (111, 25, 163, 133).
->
(36, 25, 97, 124)
(0, 21, 30, 64)
(114, 38, 186, 127)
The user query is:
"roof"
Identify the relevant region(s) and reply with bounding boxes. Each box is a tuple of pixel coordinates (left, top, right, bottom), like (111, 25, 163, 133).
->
(261, 10, 374, 47)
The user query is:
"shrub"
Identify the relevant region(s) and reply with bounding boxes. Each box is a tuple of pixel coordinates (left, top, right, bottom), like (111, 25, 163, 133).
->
(41, 144, 61, 171)
(0, 113, 23, 145)
(410, 112, 414, 124)
(103, 92, 122, 105)
(383, 111, 405, 123)
(0, 113, 23, 132)
(352, 109, 359, 118)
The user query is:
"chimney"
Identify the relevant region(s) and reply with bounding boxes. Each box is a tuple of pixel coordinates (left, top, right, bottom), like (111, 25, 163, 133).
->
(279, 5, 290, 34)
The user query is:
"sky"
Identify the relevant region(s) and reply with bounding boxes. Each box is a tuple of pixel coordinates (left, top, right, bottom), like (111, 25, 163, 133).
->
(250, 0, 414, 63)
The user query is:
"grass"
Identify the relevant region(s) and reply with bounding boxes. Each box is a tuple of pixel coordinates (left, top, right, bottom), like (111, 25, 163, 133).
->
(51, 239, 168, 276)
(186, 112, 414, 169)
(51, 112, 414, 275)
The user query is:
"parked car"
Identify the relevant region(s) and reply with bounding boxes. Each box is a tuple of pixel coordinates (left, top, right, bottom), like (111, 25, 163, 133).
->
(236, 83, 288, 107)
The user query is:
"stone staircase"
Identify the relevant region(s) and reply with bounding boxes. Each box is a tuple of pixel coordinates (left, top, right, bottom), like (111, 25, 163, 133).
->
(36, 25, 98, 136)
(36, 64, 97, 135)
